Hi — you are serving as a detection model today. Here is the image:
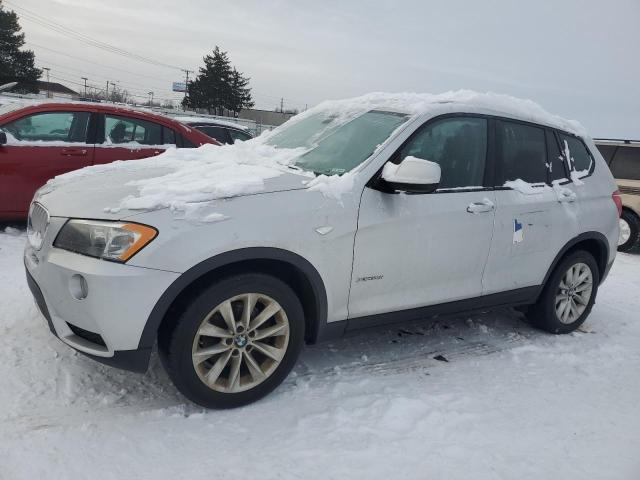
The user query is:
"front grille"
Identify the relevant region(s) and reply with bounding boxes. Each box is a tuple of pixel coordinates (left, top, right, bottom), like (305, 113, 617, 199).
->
(27, 202, 50, 250)
(619, 185, 640, 196)
(66, 322, 107, 348)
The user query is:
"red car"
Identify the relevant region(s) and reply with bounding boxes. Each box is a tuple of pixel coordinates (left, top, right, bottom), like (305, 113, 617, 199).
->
(0, 102, 218, 220)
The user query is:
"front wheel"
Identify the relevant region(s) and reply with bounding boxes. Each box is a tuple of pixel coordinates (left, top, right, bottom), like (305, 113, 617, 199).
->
(159, 273, 305, 408)
(527, 250, 599, 334)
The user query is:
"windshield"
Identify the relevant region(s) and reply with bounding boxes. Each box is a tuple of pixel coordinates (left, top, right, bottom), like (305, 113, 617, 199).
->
(266, 110, 408, 175)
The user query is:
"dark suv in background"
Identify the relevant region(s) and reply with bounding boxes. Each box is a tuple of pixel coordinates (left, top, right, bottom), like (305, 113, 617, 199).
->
(172, 116, 253, 144)
(595, 139, 640, 251)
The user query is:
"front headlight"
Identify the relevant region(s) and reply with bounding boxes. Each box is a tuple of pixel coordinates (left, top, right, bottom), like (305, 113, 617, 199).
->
(54, 220, 158, 262)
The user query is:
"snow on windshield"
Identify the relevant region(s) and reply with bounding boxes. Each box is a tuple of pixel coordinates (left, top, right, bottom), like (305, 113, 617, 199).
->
(43, 90, 587, 218)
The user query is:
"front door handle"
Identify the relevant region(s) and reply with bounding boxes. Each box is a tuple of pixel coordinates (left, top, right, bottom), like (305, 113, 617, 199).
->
(467, 199, 495, 214)
(61, 148, 88, 156)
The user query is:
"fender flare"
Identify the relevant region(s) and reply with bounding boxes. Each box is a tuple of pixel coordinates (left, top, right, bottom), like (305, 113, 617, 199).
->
(137, 247, 328, 350)
(541, 231, 610, 289)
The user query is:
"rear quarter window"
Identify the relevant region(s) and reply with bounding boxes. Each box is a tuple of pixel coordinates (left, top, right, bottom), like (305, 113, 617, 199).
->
(559, 134, 593, 174)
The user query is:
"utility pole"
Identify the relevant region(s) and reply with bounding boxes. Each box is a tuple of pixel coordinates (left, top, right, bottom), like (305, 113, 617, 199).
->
(181, 68, 192, 111)
(81, 77, 88, 97)
(110, 82, 116, 102)
(280, 97, 284, 113)
(42, 67, 51, 98)
(105, 81, 109, 101)
(148, 91, 154, 106)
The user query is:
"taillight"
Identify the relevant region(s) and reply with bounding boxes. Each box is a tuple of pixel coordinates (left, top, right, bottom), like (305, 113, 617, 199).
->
(612, 190, 622, 217)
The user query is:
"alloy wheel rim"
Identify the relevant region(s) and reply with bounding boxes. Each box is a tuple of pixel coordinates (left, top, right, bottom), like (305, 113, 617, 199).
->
(554, 262, 593, 325)
(192, 293, 290, 393)
(618, 218, 631, 246)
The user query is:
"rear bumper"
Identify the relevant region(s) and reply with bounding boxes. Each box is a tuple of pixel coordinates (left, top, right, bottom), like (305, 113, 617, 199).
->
(26, 266, 152, 373)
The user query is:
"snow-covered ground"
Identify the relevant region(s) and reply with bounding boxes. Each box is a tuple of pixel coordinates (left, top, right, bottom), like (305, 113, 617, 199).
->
(1, 226, 639, 480)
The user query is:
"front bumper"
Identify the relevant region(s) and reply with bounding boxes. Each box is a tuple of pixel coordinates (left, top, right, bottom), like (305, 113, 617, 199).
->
(24, 219, 180, 373)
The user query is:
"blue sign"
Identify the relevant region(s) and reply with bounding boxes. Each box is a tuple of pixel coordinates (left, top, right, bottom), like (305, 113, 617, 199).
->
(172, 82, 187, 92)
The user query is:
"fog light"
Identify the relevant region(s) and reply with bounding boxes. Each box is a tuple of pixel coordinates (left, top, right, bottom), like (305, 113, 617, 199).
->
(69, 274, 88, 300)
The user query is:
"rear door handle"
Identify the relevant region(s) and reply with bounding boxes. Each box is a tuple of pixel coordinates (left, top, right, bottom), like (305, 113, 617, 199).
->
(467, 199, 495, 214)
(61, 148, 88, 156)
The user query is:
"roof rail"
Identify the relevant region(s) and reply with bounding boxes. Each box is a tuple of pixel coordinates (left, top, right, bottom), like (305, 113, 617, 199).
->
(593, 138, 640, 144)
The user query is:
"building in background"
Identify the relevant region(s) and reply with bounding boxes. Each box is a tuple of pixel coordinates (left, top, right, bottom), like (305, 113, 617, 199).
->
(237, 108, 295, 127)
(32, 81, 79, 99)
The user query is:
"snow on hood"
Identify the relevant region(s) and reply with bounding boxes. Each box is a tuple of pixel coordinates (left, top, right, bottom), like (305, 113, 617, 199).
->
(42, 142, 311, 218)
(41, 90, 586, 220)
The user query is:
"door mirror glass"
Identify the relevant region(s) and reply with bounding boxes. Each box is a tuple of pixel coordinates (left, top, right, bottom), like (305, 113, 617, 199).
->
(381, 156, 441, 193)
(0, 130, 6, 145)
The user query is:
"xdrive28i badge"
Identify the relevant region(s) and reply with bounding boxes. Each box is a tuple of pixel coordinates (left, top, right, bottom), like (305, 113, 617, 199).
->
(356, 275, 384, 283)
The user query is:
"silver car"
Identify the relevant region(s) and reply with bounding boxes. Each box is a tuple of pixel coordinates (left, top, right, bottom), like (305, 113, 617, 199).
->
(24, 93, 620, 408)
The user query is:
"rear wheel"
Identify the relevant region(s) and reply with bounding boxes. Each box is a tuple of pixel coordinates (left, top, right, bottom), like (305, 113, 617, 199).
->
(527, 250, 599, 334)
(159, 273, 304, 408)
(618, 210, 640, 252)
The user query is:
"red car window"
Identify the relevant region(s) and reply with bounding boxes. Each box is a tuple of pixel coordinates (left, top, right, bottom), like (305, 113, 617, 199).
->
(3, 111, 90, 143)
(104, 114, 163, 145)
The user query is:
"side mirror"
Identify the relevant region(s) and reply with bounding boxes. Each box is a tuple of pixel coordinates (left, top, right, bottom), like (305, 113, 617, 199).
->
(0, 131, 6, 146)
(381, 156, 441, 193)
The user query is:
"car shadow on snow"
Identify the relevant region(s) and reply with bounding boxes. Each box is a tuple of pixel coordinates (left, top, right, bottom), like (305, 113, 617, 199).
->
(68, 307, 548, 412)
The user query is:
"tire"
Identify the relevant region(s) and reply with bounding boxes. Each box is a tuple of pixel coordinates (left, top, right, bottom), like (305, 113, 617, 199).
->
(618, 210, 640, 253)
(159, 273, 305, 408)
(527, 250, 599, 334)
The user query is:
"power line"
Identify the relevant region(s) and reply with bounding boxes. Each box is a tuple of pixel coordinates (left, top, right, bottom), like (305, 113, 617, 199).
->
(4, 0, 183, 71)
(47, 73, 176, 103)
(36, 60, 177, 97)
(26, 42, 180, 83)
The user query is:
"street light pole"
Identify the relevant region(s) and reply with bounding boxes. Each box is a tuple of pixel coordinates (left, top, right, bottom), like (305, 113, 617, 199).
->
(42, 67, 51, 98)
(81, 77, 88, 97)
(181, 68, 192, 111)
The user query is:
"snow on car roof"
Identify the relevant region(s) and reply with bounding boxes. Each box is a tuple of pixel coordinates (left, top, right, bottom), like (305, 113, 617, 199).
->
(172, 116, 250, 131)
(290, 90, 586, 137)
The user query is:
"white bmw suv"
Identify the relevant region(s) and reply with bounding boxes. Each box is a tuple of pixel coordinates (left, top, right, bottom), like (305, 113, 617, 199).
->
(24, 92, 620, 408)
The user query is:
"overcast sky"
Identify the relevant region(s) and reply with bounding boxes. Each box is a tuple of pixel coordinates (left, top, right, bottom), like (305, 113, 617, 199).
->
(11, 0, 640, 138)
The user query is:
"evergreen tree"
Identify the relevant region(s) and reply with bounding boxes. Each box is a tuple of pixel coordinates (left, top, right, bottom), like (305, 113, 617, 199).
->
(228, 67, 254, 114)
(0, 0, 41, 93)
(184, 46, 253, 115)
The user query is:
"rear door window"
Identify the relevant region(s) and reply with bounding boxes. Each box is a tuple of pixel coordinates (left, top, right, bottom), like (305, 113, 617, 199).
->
(162, 126, 176, 145)
(496, 120, 547, 185)
(610, 146, 640, 180)
(104, 115, 163, 145)
(3, 111, 90, 143)
(559, 134, 593, 174)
